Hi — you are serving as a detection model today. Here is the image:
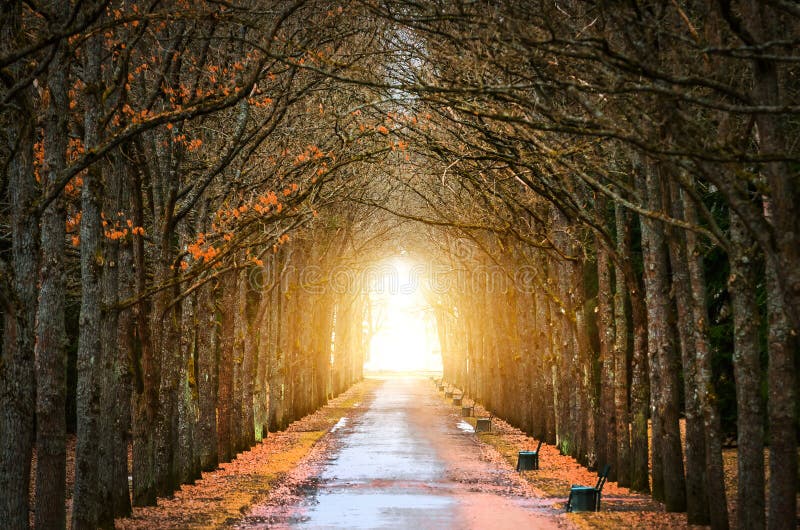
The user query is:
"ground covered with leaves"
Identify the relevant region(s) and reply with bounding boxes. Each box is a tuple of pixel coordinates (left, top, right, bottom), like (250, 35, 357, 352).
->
(115, 380, 378, 530)
(457, 394, 742, 529)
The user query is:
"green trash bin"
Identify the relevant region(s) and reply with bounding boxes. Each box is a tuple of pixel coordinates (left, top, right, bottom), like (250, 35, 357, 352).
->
(461, 405, 473, 417)
(566, 464, 610, 512)
(475, 417, 491, 432)
(444, 390, 453, 398)
(452, 396, 462, 406)
(567, 486, 598, 512)
(516, 450, 539, 471)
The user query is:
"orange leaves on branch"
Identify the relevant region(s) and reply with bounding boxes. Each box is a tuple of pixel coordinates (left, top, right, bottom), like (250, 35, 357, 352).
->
(201, 245, 218, 263)
(67, 137, 85, 161)
(272, 233, 291, 254)
(188, 238, 218, 263)
(294, 144, 324, 165)
(194, 189, 292, 265)
(262, 192, 278, 205)
(64, 176, 83, 197)
(166, 132, 203, 152)
(247, 96, 273, 108)
(61, 138, 88, 197)
(99, 211, 145, 241)
(105, 228, 128, 240)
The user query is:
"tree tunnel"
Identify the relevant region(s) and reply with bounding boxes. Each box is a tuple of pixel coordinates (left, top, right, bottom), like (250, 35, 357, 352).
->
(1, 1, 798, 529)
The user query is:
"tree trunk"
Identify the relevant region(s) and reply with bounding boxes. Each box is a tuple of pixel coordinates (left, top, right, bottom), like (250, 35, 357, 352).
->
(683, 195, 729, 529)
(34, 23, 69, 529)
(729, 210, 766, 530)
(131, 160, 158, 506)
(153, 257, 181, 497)
(742, 4, 799, 526)
(764, 240, 796, 530)
(0, 4, 38, 528)
(639, 161, 686, 510)
(238, 270, 256, 449)
(115, 210, 135, 518)
(743, 0, 800, 354)
(100, 184, 121, 522)
(597, 233, 617, 477)
(177, 225, 200, 485)
(217, 272, 235, 461)
(763, 198, 797, 530)
(196, 277, 219, 470)
(574, 257, 595, 467)
(72, 29, 114, 529)
(616, 199, 650, 493)
(613, 202, 632, 488)
(253, 284, 271, 441)
(667, 182, 708, 524)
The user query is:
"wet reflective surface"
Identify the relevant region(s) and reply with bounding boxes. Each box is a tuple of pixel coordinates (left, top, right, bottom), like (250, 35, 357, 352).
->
(237, 377, 565, 530)
(294, 379, 455, 528)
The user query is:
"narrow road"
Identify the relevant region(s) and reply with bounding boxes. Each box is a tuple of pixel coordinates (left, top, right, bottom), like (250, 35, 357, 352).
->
(236, 376, 568, 529)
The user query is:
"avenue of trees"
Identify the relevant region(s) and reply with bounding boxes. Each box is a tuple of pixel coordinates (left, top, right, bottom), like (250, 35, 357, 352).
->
(0, 1, 797, 529)
(0, 2, 379, 528)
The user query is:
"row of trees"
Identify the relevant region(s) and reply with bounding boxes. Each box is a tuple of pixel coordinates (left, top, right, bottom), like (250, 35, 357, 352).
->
(347, 1, 798, 529)
(0, 1, 386, 528)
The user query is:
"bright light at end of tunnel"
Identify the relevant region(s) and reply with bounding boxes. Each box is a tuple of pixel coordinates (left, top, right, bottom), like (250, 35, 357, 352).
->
(363, 258, 443, 374)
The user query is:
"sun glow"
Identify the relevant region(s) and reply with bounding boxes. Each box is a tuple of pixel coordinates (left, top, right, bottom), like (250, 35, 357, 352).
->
(363, 258, 443, 373)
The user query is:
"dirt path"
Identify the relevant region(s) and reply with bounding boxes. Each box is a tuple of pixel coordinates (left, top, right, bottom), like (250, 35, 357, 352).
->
(235, 376, 571, 530)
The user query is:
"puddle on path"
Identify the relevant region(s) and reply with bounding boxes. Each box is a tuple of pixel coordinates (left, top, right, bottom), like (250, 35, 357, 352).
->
(329, 417, 347, 432)
(457, 420, 475, 433)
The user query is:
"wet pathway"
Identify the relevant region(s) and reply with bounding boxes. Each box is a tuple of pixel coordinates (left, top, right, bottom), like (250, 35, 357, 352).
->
(236, 376, 567, 529)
